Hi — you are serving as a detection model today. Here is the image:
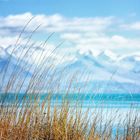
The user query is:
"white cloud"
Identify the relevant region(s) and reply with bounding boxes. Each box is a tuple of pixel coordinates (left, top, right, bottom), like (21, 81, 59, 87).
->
(0, 36, 25, 48)
(61, 33, 81, 41)
(47, 16, 114, 32)
(0, 13, 32, 29)
(0, 12, 140, 63)
(60, 32, 140, 56)
(0, 12, 114, 35)
(121, 22, 140, 30)
(111, 35, 127, 44)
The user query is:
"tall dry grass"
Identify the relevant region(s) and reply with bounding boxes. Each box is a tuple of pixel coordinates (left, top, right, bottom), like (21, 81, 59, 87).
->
(0, 18, 140, 140)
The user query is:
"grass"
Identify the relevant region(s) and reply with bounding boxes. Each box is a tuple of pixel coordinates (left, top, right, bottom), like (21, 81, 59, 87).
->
(0, 21, 140, 139)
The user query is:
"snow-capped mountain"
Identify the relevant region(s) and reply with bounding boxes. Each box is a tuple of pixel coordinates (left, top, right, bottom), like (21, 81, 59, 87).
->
(97, 50, 117, 62)
(0, 46, 140, 93)
(0, 46, 31, 73)
(0, 46, 32, 92)
(57, 49, 140, 93)
(119, 54, 140, 73)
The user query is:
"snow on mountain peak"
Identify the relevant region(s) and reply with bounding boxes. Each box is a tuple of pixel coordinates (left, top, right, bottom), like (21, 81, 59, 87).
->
(78, 49, 93, 56)
(78, 49, 100, 57)
(119, 54, 140, 62)
(97, 50, 117, 61)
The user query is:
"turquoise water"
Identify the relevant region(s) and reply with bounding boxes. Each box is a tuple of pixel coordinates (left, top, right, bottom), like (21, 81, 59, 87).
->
(1, 93, 140, 135)
(0, 93, 140, 108)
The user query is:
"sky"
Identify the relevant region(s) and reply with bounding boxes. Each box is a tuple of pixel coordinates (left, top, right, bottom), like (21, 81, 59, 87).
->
(0, 0, 140, 18)
(0, 0, 140, 61)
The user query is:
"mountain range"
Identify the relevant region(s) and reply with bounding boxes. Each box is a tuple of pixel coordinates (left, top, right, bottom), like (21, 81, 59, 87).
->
(0, 46, 140, 93)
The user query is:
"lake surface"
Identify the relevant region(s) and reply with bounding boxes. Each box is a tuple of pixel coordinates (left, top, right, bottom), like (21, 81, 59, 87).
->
(1, 93, 140, 129)
(1, 93, 140, 108)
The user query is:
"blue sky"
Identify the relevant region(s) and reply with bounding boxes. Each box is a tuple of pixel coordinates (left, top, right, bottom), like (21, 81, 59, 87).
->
(0, 0, 140, 19)
(0, 0, 140, 58)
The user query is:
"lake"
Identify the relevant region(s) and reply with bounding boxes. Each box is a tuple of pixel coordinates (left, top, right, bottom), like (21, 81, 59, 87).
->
(1, 93, 140, 108)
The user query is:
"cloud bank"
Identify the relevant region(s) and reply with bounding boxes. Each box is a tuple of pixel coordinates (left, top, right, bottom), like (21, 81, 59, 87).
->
(0, 12, 140, 60)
